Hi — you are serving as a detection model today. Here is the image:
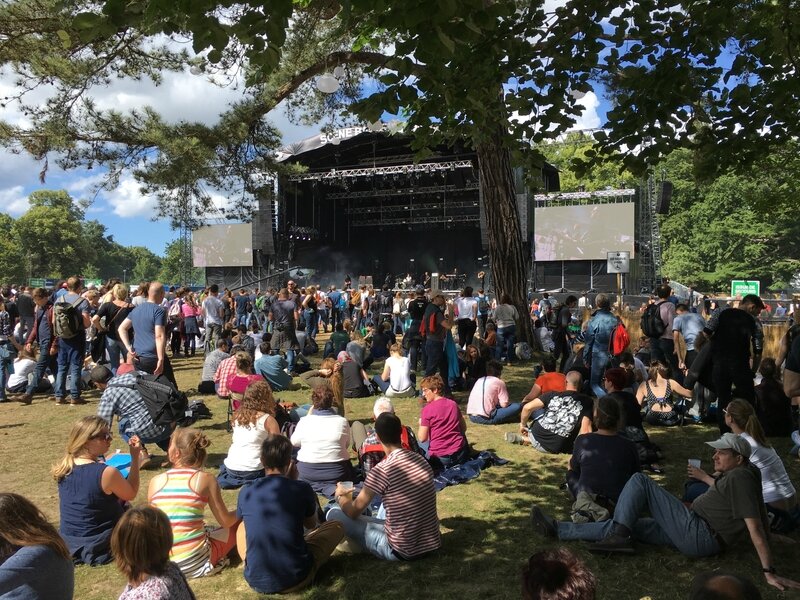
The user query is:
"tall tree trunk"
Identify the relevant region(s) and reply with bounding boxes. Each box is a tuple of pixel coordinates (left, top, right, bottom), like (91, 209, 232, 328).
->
(476, 128, 533, 345)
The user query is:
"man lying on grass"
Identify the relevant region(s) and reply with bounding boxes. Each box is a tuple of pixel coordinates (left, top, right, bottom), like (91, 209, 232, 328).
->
(531, 433, 800, 592)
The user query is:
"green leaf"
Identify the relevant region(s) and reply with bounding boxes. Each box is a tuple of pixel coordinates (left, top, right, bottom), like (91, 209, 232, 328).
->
(436, 27, 456, 54)
(56, 29, 71, 49)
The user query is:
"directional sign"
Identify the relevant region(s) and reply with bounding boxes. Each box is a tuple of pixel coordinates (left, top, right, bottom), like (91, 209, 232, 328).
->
(607, 251, 630, 274)
(731, 280, 760, 298)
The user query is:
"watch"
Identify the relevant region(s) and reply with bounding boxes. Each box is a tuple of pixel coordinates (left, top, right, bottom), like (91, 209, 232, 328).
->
(762, 566, 776, 574)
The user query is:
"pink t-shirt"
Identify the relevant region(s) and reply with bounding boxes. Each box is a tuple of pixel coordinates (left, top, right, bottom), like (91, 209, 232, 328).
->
(420, 398, 465, 457)
(466, 376, 510, 418)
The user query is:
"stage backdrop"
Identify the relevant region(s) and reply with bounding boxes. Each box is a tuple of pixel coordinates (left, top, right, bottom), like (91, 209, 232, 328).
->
(192, 224, 253, 267)
(534, 203, 635, 261)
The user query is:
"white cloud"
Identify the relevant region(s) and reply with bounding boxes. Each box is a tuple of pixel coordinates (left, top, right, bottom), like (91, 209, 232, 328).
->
(568, 91, 602, 131)
(0, 185, 29, 216)
(104, 176, 158, 218)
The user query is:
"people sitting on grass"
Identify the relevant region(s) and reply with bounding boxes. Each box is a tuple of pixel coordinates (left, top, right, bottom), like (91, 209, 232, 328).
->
(566, 395, 640, 504)
(521, 547, 596, 600)
(111, 506, 196, 600)
(521, 355, 566, 405)
(236, 434, 344, 595)
(600, 367, 663, 472)
(52, 416, 143, 565)
(754, 358, 793, 437)
(339, 351, 370, 399)
(198, 338, 230, 395)
(466, 360, 521, 425)
(226, 351, 264, 411)
(0, 493, 74, 600)
(298, 357, 346, 416)
(531, 433, 800, 592)
(327, 322, 350, 357)
(635, 360, 693, 427)
(372, 342, 415, 398)
(370, 321, 394, 361)
(351, 397, 422, 477)
(93, 365, 173, 465)
(148, 428, 240, 579)
(513, 371, 593, 454)
(688, 399, 799, 532)
(290, 386, 355, 497)
(462, 343, 488, 390)
(217, 380, 281, 490)
(688, 571, 762, 600)
(417, 374, 470, 471)
(253, 341, 293, 392)
(328, 412, 441, 561)
(213, 344, 241, 400)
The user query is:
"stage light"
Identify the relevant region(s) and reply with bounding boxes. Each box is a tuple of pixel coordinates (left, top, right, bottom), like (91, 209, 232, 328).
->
(316, 73, 340, 93)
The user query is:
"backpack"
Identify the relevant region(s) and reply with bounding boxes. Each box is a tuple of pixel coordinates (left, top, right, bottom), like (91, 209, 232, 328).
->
(609, 317, 631, 356)
(53, 296, 84, 339)
(338, 294, 348, 310)
(110, 374, 189, 428)
(640, 301, 667, 338)
(545, 302, 560, 329)
(168, 299, 183, 323)
(379, 292, 392, 313)
(478, 296, 490, 314)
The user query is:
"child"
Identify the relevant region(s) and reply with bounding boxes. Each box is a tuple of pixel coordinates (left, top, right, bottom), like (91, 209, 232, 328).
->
(6, 343, 36, 398)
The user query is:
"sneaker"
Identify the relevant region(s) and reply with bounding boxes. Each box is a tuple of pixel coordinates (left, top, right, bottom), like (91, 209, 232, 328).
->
(504, 431, 525, 444)
(588, 533, 635, 555)
(69, 397, 88, 405)
(530, 505, 557, 538)
(54, 397, 67, 405)
(17, 394, 33, 405)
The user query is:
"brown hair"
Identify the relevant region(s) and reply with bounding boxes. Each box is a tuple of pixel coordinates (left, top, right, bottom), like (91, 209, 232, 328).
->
(111, 506, 172, 585)
(522, 547, 596, 600)
(170, 428, 211, 468)
(311, 386, 335, 411)
(647, 360, 671, 382)
(725, 399, 769, 448)
(420, 374, 444, 394)
(594, 395, 621, 430)
(235, 351, 253, 373)
(233, 380, 276, 428)
(330, 363, 345, 415)
(0, 493, 70, 562)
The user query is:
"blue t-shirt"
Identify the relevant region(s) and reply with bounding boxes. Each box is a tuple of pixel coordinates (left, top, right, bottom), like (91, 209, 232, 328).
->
(673, 312, 706, 351)
(0, 544, 75, 600)
(128, 302, 166, 358)
(328, 291, 341, 308)
(237, 475, 316, 594)
(235, 294, 250, 315)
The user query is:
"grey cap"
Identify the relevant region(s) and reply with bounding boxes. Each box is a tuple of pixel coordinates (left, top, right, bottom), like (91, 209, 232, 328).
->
(415, 284, 425, 294)
(706, 433, 752, 458)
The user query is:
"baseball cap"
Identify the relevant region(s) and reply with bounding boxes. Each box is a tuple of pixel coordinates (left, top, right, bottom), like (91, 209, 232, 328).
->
(741, 294, 765, 309)
(415, 284, 425, 294)
(706, 433, 751, 458)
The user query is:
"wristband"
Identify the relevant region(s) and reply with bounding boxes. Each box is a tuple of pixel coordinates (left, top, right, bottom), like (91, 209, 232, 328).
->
(762, 566, 776, 574)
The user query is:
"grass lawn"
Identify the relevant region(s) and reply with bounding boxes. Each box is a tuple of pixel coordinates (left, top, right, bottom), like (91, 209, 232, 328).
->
(1, 341, 798, 599)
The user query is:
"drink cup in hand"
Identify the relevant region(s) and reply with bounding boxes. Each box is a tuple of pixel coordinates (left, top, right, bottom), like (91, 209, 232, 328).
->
(688, 459, 701, 469)
(339, 481, 354, 499)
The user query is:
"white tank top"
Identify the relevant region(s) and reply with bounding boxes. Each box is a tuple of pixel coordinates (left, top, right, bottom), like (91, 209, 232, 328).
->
(223, 413, 271, 472)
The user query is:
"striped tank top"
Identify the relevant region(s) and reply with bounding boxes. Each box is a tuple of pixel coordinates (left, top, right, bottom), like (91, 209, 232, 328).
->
(150, 468, 214, 578)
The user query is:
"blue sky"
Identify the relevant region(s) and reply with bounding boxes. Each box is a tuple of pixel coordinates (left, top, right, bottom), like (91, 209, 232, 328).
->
(0, 48, 610, 256)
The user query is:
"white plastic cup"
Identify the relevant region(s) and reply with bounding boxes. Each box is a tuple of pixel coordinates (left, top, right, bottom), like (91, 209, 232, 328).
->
(339, 481, 354, 498)
(688, 459, 701, 468)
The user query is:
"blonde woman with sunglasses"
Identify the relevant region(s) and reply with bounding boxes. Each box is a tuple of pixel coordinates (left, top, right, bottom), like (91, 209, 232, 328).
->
(51, 415, 143, 565)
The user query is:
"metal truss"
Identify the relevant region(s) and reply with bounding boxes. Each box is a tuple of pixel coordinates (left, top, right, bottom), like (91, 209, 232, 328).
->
(287, 160, 474, 182)
(532, 189, 637, 206)
(350, 214, 480, 227)
(346, 200, 479, 215)
(326, 183, 479, 200)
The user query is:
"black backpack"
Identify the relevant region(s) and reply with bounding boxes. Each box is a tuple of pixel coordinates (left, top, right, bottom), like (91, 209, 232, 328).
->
(110, 374, 188, 428)
(640, 301, 667, 338)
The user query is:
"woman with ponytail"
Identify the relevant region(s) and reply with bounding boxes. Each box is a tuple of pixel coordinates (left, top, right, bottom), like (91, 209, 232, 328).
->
(148, 428, 240, 579)
(724, 399, 799, 530)
(52, 416, 142, 565)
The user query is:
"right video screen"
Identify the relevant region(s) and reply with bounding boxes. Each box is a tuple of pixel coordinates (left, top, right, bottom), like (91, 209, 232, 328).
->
(533, 203, 635, 261)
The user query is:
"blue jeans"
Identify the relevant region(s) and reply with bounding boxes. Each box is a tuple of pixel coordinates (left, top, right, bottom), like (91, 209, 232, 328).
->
(495, 325, 516, 362)
(105, 337, 128, 374)
(17, 316, 34, 344)
(589, 350, 610, 397)
(468, 402, 522, 425)
(285, 349, 296, 373)
(117, 416, 171, 451)
(318, 309, 329, 332)
(54, 337, 85, 400)
(236, 312, 248, 327)
(304, 309, 318, 339)
(0, 341, 17, 400)
(25, 342, 56, 396)
(556, 473, 721, 557)
(326, 507, 399, 561)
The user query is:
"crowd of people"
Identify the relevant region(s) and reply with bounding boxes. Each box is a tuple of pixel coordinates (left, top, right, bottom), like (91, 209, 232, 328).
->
(1, 276, 800, 598)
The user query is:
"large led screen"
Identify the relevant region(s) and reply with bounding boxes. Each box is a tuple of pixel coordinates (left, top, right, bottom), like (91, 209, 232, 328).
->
(192, 223, 253, 267)
(533, 203, 635, 261)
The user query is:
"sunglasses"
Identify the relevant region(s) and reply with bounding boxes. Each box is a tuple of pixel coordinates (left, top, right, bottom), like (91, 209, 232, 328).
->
(93, 432, 113, 442)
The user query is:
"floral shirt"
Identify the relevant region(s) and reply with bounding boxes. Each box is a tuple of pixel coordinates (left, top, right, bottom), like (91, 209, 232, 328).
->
(118, 562, 196, 600)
